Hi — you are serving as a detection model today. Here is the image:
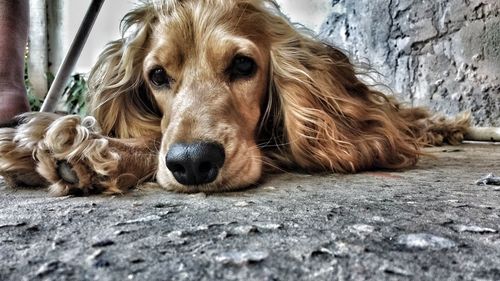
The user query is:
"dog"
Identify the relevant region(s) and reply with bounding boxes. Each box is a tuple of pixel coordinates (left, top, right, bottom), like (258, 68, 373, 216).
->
(0, 0, 469, 195)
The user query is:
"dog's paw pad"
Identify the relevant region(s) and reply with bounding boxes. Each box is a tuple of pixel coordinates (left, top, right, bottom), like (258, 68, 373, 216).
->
(56, 160, 79, 184)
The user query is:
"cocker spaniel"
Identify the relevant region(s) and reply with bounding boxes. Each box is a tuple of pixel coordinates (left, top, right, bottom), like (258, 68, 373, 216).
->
(0, 0, 469, 195)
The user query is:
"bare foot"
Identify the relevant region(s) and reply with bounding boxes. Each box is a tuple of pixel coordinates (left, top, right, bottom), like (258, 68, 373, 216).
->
(0, 85, 30, 127)
(0, 1, 30, 127)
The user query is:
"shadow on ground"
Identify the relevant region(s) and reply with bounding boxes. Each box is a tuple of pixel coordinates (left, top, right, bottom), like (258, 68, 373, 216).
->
(1, 143, 499, 280)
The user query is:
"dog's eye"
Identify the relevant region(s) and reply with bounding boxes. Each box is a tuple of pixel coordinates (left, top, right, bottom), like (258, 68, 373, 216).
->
(149, 67, 172, 88)
(229, 56, 257, 80)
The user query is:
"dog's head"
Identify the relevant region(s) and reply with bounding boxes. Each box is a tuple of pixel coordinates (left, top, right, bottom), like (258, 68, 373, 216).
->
(146, 1, 277, 192)
(88, 0, 421, 192)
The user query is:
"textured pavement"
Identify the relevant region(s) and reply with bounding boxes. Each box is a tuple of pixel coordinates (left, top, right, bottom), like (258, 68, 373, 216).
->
(0, 143, 499, 280)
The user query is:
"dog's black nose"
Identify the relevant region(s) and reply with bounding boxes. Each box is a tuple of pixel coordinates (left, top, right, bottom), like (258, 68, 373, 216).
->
(166, 142, 225, 186)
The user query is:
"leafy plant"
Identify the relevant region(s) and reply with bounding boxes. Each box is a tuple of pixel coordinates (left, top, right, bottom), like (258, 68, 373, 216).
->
(27, 91, 42, 111)
(61, 73, 88, 116)
(24, 48, 88, 115)
(24, 51, 42, 111)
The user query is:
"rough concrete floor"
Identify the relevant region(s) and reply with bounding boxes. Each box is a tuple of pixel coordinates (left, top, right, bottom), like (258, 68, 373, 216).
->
(0, 143, 499, 281)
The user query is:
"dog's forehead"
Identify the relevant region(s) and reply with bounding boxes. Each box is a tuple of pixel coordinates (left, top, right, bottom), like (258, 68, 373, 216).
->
(153, 1, 271, 42)
(149, 9, 267, 66)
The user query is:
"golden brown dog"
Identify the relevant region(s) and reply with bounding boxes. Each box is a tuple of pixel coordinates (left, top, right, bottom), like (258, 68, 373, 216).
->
(0, 0, 468, 195)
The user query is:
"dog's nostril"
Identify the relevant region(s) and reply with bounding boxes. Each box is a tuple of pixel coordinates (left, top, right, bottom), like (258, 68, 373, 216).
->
(170, 164, 186, 174)
(198, 162, 212, 174)
(165, 142, 225, 186)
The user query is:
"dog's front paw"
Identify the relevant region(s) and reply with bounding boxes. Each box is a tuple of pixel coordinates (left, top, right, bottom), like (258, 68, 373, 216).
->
(0, 113, 60, 188)
(36, 115, 158, 196)
(0, 127, 46, 187)
(35, 115, 117, 195)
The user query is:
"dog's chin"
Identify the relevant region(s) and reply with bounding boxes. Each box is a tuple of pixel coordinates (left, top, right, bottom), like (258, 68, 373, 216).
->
(156, 166, 262, 193)
(156, 146, 263, 193)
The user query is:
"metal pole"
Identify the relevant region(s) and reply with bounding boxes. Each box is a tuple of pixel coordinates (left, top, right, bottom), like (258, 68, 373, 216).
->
(40, 0, 105, 112)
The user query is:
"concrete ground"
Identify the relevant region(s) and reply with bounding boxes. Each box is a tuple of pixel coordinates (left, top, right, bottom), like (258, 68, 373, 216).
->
(0, 143, 499, 281)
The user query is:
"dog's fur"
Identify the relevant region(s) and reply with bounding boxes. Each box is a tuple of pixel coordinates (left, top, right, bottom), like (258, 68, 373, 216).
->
(0, 0, 469, 195)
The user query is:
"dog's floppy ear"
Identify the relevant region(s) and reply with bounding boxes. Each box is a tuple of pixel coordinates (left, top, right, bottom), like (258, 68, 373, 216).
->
(265, 19, 422, 172)
(88, 4, 161, 138)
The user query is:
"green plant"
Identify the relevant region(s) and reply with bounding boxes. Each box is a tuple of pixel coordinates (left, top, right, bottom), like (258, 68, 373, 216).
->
(27, 91, 42, 111)
(62, 73, 88, 116)
(24, 51, 42, 111)
(24, 48, 88, 115)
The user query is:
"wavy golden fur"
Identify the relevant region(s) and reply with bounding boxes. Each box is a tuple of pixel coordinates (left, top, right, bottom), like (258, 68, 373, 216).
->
(0, 0, 468, 195)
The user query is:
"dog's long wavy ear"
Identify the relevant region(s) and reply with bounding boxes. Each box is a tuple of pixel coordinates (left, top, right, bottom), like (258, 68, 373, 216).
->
(263, 7, 423, 173)
(88, 4, 161, 138)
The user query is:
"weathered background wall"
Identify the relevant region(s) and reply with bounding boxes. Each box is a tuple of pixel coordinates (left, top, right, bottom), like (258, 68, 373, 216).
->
(319, 0, 500, 126)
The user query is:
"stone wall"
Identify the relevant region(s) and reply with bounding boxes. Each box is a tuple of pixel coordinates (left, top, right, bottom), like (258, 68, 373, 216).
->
(319, 0, 500, 126)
